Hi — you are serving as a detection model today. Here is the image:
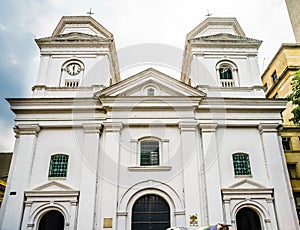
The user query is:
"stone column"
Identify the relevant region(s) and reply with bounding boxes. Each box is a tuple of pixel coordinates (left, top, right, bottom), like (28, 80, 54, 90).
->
(76, 123, 102, 230)
(199, 123, 223, 225)
(0, 124, 40, 230)
(179, 122, 202, 227)
(99, 122, 122, 229)
(259, 123, 298, 229)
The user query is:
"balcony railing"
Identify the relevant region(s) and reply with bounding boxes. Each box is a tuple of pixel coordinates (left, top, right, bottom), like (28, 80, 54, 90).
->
(65, 80, 79, 88)
(221, 79, 235, 87)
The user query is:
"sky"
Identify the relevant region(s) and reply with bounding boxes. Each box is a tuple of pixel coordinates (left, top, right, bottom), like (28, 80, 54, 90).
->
(0, 0, 295, 152)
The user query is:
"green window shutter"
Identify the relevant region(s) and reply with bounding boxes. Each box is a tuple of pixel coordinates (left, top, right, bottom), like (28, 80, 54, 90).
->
(49, 154, 69, 177)
(233, 153, 251, 175)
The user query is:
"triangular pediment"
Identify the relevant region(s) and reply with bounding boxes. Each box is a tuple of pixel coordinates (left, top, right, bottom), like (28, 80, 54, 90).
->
(52, 16, 113, 38)
(32, 181, 75, 192)
(36, 32, 110, 43)
(227, 179, 268, 189)
(96, 68, 206, 97)
(189, 33, 262, 44)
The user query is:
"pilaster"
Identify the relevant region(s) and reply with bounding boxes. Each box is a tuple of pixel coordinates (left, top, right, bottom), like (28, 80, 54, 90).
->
(178, 121, 202, 227)
(259, 123, 298, 229)
(98, 122, 123, 229)
(199, 123, 223, 225)
(0, 124, 40, 230)
(77, 123, 102, 230)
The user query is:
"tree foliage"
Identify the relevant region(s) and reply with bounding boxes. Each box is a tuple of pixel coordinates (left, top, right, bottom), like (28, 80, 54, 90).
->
(287, 70, 300, 125)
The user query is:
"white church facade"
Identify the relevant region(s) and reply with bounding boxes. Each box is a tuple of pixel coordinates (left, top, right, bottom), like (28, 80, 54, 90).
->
(0, 16, 299, 230)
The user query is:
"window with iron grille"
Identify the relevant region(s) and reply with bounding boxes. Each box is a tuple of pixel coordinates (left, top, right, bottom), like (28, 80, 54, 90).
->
(48, 154, 69, 178)
(140, 141, 159, 166)
(232, 153, 251, 176)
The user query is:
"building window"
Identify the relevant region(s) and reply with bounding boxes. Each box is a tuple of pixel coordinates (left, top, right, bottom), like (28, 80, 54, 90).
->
(48, 154, 69, 178)
(288, 164, 297, 179)
(232, 153, 251, 176)
(219, 68, 233, 80)
(216, 60, 237, 88)
(140, 140, 159, 166)
(271, 71, 278, 83)
(282, 137, 292, 151)
(147, 88, 155, 96)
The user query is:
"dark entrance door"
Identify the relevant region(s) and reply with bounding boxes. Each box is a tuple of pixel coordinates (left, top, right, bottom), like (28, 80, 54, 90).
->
(132, 194, 170, 230)
(236, 207, 262, 230)
(38, 210, 64, 230)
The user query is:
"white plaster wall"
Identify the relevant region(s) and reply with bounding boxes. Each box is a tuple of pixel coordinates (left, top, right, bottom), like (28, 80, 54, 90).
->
(215, 127, 270, 187)
(35, 52, 112, 89)
(190, 53, 262, 95)
(29, 128, 85, 190)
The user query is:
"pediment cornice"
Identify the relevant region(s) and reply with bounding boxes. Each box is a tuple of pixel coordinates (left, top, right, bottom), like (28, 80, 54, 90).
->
(95, 68, 206, 98)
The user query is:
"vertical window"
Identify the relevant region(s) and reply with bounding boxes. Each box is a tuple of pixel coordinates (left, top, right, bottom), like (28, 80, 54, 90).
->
(232, 153, 251, 176)
(282, 137, 292, 151)
(140, 141, 159, 166)
(288, 164, 297, 179)
(48, 155, 69, 178)
(271, 71, 278, 83)
(147, 88, 155, 96)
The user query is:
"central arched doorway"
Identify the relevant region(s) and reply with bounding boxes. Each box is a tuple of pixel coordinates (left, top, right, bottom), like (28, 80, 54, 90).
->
(38, 210, 64, 230)
(236, 207, 262, 230)
(132, 194, 170, 230)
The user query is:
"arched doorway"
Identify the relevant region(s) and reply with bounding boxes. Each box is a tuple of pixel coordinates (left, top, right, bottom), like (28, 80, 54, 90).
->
(236, 207, 262, 230)
(132, 194, 170, 230)
(38, 210, 64, 230)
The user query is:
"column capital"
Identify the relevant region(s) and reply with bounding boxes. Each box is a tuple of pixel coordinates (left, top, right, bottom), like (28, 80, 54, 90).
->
(103, 122, 123, 132)
(14, 124, 40, 137)
(83, 123, 103, 134)
(178, 122, 198, 131)
(258, 123, 280, 134)
(199, 123, 218, 132)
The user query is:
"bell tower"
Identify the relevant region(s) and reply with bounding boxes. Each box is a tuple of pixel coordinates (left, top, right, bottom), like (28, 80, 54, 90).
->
(33, 16, 120, 97)
(181, 17, 264, 98)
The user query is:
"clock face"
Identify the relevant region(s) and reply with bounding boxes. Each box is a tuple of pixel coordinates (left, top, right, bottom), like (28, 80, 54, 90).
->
(66, 63, 81, 75)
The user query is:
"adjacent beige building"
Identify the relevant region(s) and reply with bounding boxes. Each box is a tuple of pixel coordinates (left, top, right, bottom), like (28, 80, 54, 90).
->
(261, 43, 300, 222)
(0, 152, 12, 208)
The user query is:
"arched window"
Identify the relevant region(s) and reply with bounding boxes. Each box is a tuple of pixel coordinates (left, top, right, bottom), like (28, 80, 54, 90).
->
(132, 194, 170, 230)
(48, 154, 69, 178)
(38, 210, 64, 230)
(140, 140, 159, 166)
(232, 153, 251, 176)
(216, 60, 238, 87)
(236, 207, 262, 230)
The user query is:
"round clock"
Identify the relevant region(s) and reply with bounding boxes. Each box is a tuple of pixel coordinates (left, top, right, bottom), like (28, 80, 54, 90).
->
(66, 63, 81, 75)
